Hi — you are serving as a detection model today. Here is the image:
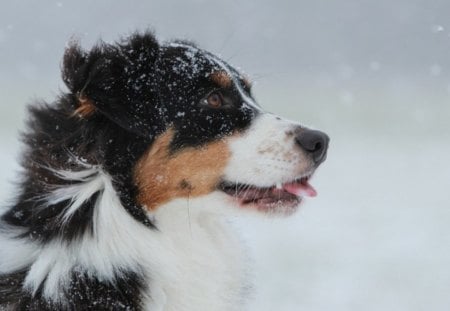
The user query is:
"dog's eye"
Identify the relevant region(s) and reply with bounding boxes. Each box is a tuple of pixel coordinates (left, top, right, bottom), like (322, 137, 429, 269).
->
(205, 91, 223, 108)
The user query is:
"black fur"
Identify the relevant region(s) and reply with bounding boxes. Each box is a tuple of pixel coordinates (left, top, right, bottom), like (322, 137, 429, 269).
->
(0, 31, 258, 309)
(0, 269, 27, 307)
(1, 269, 144, 310)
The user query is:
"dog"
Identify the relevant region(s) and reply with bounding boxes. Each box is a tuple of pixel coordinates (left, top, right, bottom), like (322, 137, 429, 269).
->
(0, 31, 329, 310)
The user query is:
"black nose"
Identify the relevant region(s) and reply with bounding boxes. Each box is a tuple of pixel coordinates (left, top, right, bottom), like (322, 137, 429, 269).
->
(295, 129, 329, 164)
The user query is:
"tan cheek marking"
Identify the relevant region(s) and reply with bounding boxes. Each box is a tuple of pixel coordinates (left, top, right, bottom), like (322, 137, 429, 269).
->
(73, 95, 96, 118)
(209, 71, 232, 88)
(134, 129, 231, 211)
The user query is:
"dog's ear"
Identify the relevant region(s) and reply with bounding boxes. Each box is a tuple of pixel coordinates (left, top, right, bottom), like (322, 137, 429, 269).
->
(62, 32, 160, 136)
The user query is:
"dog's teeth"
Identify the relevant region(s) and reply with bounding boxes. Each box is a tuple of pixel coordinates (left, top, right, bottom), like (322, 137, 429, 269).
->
(276, 182, 282, 189)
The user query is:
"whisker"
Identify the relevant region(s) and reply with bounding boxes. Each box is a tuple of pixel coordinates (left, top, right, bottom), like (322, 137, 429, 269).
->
(187, 193, 193, 238)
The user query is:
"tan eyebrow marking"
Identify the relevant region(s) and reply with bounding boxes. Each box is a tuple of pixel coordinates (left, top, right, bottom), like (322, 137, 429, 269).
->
(209, 71, 232, 88)
(73, 95, 95, 118)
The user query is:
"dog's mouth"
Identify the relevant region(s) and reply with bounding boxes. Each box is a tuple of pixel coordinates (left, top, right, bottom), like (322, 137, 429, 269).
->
(218, 174, 317, 214)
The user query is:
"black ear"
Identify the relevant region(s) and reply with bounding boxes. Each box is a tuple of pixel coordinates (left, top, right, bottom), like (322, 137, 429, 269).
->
(62, 32, 160, 136)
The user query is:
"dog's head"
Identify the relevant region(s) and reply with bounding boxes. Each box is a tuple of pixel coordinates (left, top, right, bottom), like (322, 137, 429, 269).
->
(63, 32, 329, 216)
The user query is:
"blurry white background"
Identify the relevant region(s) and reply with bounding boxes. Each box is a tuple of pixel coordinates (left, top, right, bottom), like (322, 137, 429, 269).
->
(1, 1, 449, 310)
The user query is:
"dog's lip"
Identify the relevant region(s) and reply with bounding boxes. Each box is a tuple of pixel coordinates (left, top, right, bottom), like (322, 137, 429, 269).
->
(218, 173, 317, 211)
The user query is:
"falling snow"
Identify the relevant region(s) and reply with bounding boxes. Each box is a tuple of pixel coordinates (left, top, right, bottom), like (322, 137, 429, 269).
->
(0, 2, 449, 310)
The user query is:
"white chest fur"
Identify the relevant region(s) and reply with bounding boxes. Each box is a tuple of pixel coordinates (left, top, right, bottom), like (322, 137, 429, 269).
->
(144, 195, 250, 311)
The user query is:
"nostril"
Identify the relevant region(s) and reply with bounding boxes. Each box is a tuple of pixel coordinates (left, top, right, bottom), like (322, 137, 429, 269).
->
(295, 130, 329, 163)
(312, 141, 323, 153)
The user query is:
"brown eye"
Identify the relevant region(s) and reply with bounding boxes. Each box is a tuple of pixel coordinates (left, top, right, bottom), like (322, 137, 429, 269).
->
(206, 92, 223, 108)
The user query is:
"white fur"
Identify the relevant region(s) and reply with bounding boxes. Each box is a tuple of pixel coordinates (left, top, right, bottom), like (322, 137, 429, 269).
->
(224, 113, 313, 187)
(146, 194, 250, 311)
(4, 166, 249, 310)
(0, 226, 40, 274)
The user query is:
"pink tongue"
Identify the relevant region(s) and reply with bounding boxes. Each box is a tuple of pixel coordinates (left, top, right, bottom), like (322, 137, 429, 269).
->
(283, 181, 317, 197)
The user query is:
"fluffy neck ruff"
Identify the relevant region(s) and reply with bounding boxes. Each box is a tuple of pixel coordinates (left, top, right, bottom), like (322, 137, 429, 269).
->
(1, 164, 249, 310)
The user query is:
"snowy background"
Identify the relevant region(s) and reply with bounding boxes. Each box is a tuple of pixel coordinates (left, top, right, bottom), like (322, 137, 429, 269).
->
(1, 1, 450, 310)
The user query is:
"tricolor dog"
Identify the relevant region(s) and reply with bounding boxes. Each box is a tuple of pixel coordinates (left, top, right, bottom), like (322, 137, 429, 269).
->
(0, 31, 329, 310)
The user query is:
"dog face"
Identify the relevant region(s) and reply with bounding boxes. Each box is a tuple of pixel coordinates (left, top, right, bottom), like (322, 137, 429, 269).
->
(0, 32, 329, 308)
(63, 33, 329, 216)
